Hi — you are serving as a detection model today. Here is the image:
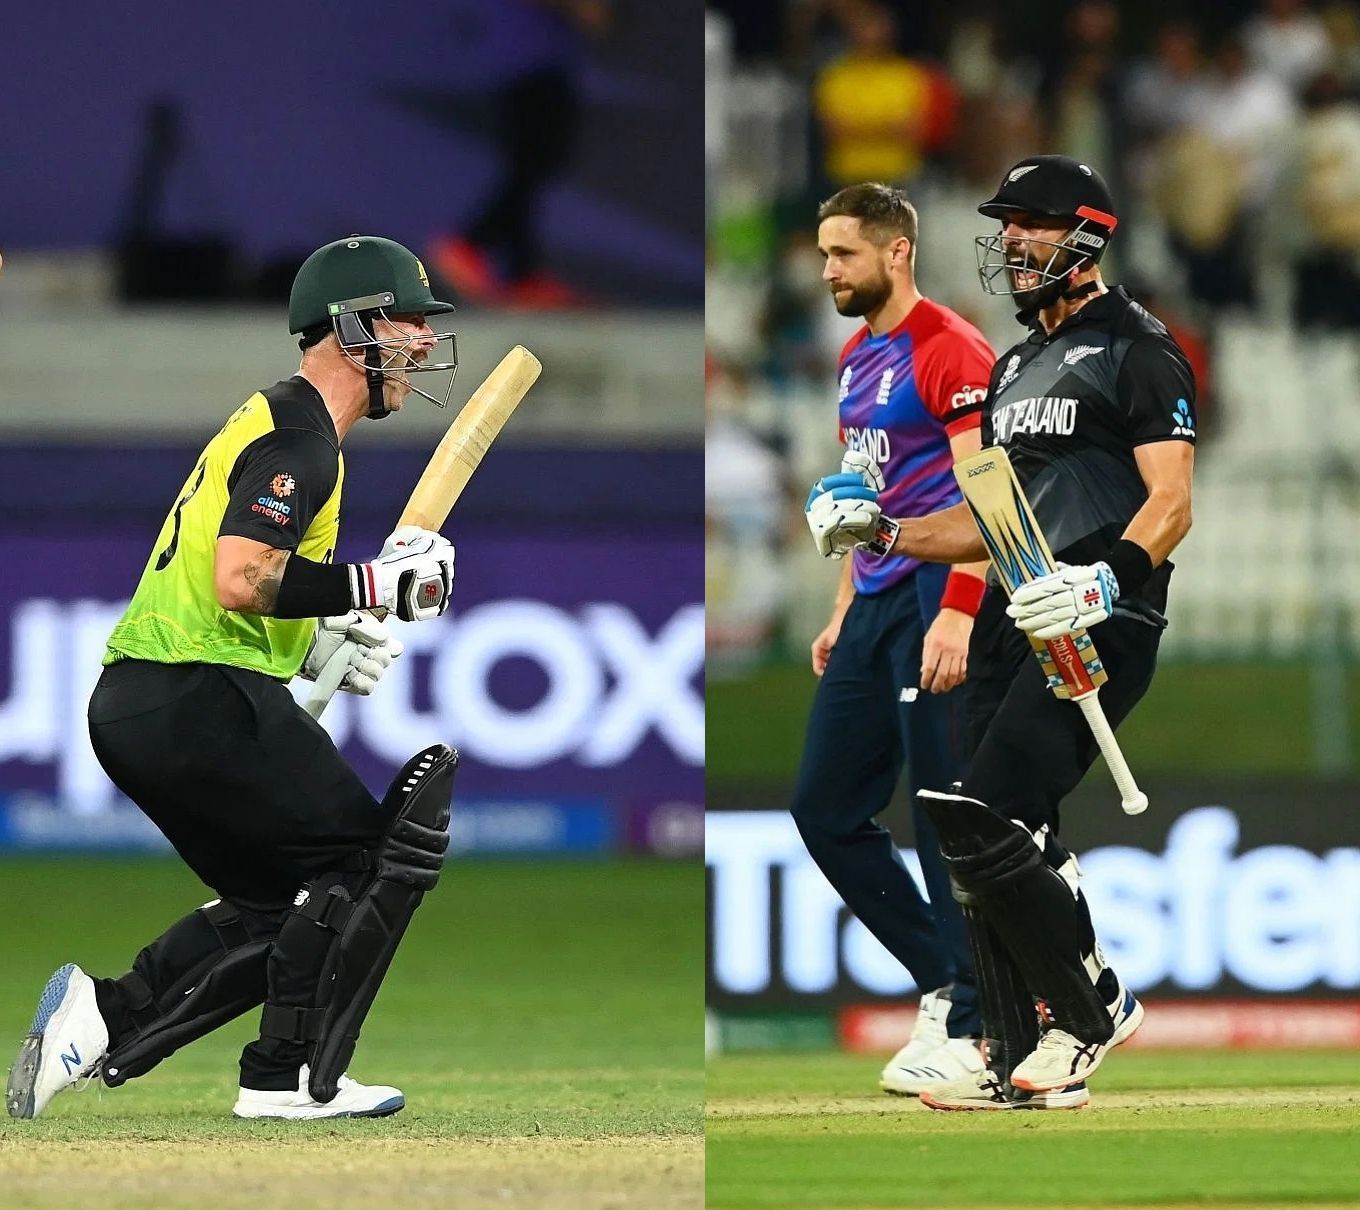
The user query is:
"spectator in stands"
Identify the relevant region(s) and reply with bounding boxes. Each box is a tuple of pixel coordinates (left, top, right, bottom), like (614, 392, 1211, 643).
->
(1156, 34, 1296, 309)
(1038, 0, 1123, 176)
(812, 1, 957, 192)
(1243, 0, 1333, 95)
(1320, 1, 1360, 88)
(428, 0, 612, 309)
(1289, 70, 1360, 327)
(1123, 20, 1213, 195)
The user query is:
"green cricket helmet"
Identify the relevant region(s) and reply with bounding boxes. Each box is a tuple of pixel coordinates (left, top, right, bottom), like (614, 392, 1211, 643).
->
(289, 235, 459, 417)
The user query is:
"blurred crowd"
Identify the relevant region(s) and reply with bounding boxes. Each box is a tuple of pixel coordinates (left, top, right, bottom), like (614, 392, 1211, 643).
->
(706, 0, 1360, 662)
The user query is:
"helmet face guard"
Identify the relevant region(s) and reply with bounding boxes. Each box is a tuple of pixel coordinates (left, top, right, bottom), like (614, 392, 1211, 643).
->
(974, 217, 1109, 300)
(328, 292, 459, 414)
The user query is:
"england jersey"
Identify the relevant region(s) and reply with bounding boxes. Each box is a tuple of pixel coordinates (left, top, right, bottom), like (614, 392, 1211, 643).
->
(981, 286, 1196, 609)
(839, 298, 995, 594)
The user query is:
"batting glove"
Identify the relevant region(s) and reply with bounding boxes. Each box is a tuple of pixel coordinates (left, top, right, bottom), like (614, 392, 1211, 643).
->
(351, 526, 456, 622)
(841, 447, 885, 493)
(300, 611, 405, 695)
(805, 473, 882, 560)
(1006, 562, 1118, 640)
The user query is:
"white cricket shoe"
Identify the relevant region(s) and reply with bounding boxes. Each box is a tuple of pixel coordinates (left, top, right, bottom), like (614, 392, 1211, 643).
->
(1012, 986, 1145, 1092)
(7, 963, 109, 1120)
(920, 1067, 1089, 1111)
(877, 986, 950, 1090)
(880, 1036, 985, 1096)
(233, 1065, 404, 1119)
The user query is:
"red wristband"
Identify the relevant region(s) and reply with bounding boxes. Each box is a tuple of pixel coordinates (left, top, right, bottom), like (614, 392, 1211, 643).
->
(941, 570, 986, 617)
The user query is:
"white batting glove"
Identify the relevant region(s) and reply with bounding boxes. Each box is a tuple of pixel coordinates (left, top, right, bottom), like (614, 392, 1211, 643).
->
(1006, 562, 1119, 640)
(841, 447, 885, 493)
(805, 473, 883, 560)
(300, 611, 405, 695)
(349, 526, 456, 622)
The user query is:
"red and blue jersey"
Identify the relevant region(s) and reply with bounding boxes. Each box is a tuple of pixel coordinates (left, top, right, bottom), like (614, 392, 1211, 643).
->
(838, 298, 994, 594)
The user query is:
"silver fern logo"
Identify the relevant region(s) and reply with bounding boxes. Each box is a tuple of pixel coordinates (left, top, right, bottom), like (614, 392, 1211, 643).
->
(1007, 165, 1039, 184)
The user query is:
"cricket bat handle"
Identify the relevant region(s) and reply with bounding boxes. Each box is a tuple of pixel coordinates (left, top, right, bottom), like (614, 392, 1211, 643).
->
(1074, 691, 1149, 816)
(301, 644, 354, 720)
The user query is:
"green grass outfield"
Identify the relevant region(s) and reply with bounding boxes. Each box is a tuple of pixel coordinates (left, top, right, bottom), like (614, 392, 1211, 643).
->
(707, 1050, 1360, 1209)
(708, 660, 1360, 783)
(0, 857, 703, 1210)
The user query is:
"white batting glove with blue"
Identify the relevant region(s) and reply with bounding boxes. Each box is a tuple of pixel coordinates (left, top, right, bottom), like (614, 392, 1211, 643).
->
(805, 473, 882, 560)
(300, 611, 404, 695)
(1006, 562, 1119, 640)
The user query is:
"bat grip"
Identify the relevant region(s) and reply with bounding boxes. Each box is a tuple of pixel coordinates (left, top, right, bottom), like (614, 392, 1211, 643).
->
(1075, 691, 1149, 816)
(301, 642, 355, 720)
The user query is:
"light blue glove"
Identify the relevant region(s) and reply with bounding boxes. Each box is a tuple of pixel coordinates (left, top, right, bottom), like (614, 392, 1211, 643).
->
(805, 473, 881, 560)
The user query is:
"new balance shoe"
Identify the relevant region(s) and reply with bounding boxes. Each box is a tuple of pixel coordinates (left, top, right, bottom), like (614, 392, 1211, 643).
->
(920, 1068, 1089, 1111)
(878, 986, 950, 1087)
(880, 1036, 985, 1096)
(1013, 985, 1144, 1093)
(233, 1065, 404, 1120)
(7, 963, 109, 1119)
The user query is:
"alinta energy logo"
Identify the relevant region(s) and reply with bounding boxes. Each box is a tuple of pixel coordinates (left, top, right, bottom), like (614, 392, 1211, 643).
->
(271, 473, 296, 498)
(1171, 398, 1195, 437)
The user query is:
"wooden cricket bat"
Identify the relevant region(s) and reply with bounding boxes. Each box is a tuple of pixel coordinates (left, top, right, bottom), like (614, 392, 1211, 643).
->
(953, 446, 1149, 816)
(302, 345, 542, 719)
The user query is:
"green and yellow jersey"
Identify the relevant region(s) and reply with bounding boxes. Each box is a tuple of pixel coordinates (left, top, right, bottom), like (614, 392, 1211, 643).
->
(105, 377, 343, 680)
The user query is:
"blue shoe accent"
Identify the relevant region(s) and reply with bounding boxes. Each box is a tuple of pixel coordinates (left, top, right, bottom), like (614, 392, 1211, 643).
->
(29, 965, 77, 1034)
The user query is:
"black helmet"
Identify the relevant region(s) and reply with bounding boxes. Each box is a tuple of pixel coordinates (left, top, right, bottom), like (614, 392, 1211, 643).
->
(290, 235, 459, 417)
(975, 156, 1119, 318)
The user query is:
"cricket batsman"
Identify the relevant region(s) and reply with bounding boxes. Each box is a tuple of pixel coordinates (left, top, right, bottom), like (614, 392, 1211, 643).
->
(810, 157, 1196, 1109)
(799, 183, 996, 1094)
(8, 236, 463, 1120)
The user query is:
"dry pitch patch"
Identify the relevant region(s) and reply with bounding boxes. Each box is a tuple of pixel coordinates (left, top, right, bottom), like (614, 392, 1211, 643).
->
(710, 1086, 1360, 1120)
(0, 1136, 703, 1210)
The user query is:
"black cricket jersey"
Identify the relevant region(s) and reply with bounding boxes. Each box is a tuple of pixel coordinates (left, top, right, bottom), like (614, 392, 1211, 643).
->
(965, 286, 1196, 610)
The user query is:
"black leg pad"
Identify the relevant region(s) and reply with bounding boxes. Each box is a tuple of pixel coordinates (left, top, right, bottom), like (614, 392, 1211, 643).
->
(306, 744, 458, 1103)
(103, 940, 270, 1087)
(920, 790, 1112, 1045)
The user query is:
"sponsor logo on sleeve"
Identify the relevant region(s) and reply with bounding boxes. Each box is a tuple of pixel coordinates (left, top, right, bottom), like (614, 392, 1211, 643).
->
(949, 385, 987, 410)
(1171, 398, 1195, 437)
(271, 472, 296, 498)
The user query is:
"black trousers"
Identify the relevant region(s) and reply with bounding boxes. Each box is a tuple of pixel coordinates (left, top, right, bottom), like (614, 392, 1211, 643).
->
(87, 660, 389, 1087)
(962, 588, 1163, 835)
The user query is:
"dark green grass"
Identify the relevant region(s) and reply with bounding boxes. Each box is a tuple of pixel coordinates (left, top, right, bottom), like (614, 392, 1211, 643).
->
(0, 857, 703, 1140)
(708, 660, 1360, 784)
(706, 1050, 1360, 1208)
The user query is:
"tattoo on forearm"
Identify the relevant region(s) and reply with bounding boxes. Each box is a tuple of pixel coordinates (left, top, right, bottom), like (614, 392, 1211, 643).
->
(242, 549, 291, 614)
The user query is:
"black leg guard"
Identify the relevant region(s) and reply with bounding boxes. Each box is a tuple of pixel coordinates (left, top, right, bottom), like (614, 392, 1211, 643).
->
(308, 743, 456, 1101)
(102, 900, 276, 1087)
(254, 744, 457, 1102)
(954, 895, 1038, 1087)
(920, 790, 1113, 1046)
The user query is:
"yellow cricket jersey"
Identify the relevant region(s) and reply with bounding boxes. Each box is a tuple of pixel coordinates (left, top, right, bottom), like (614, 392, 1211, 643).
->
(105, 377, 343, 680)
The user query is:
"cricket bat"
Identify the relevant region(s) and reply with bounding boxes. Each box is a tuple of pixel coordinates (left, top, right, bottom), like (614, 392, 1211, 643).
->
(953, 445, 1149, 816)
(302, 345, 543, 719)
